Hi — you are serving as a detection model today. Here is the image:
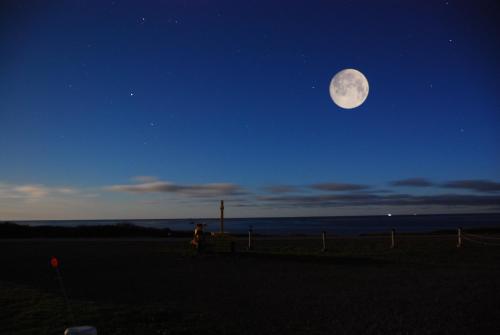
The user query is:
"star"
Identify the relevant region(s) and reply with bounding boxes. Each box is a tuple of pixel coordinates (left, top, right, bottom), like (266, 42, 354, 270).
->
(460, 128, 465, 133)
(130, 92, 134, 96)
(150, 122, 156, 127)
(300, 53, 308, 64)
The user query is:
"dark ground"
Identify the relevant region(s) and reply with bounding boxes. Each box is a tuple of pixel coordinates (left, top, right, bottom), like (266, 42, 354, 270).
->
(1, 235, 500, 334)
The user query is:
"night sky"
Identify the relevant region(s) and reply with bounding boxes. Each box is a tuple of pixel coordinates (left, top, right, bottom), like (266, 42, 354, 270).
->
(1, 0, 499, 220)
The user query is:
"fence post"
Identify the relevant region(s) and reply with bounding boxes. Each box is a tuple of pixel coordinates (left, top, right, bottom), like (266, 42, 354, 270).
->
(457, 227, 462, 248)
(391, 228, 396, 249)
(322, 231, 327, 252)
(248, 228, 253, 250)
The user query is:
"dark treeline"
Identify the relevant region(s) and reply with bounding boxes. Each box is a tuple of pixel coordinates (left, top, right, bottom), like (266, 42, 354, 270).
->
(0, 222, 193, 238)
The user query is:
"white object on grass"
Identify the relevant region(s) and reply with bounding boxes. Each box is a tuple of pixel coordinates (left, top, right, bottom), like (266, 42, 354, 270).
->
(64, 326, 97, 335)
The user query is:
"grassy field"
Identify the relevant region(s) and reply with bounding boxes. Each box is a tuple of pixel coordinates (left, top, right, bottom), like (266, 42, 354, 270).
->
(1, 235, 500, 334)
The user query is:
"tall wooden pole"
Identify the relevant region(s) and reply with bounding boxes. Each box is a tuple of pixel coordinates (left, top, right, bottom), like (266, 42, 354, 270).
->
(220, 200, 224, 234)
(457, 227, 462, 248)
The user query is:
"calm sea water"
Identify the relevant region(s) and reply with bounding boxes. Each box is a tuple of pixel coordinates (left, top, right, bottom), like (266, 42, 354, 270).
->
(14, 213, 500, 236)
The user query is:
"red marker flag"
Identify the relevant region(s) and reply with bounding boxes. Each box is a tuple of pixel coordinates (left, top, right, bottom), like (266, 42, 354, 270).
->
(50, 256, 59, 268)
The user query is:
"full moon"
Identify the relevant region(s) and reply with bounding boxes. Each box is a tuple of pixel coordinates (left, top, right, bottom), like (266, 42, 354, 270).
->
(329, 69, 369, 109)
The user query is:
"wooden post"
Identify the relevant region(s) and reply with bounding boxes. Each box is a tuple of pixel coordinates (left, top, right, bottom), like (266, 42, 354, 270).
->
(390, 228, 396, 249)
(248, 228, 253, 250)
(321, 231, 327, 252)
(457, 227, 462, 248)
(220, 200, 224, 234)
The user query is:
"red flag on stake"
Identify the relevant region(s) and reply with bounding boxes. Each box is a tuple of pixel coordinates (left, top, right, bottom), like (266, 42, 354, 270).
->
(50, 256, 59, 269)
(49, 256, 76, 324)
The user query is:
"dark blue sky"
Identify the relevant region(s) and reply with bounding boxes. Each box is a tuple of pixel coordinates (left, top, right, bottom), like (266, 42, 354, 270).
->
(1, 0, 499, 219)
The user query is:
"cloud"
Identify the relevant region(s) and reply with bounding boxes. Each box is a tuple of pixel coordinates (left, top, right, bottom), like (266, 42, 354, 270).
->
(0, 183, 78, 200)
(55, 188, 78, 195)
(391, 178, 434, 187)
(310, 182, 370, 191)
(13, 185, 50, 198)
(441, 180, 500, 193)
(106, 178, 245, 198)
(257, 192, 500, 208)
(3, 177, 499, 219)
(262, 185, 300, 194)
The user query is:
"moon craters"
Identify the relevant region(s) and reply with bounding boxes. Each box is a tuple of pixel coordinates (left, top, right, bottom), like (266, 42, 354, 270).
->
(329, 69, 369, 109)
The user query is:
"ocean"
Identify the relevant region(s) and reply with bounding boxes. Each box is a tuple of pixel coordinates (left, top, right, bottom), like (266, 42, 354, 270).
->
(11, 213, 500, 236)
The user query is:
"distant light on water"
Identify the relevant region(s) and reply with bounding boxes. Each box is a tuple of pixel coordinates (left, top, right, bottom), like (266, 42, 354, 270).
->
(387, 213, 392, 217)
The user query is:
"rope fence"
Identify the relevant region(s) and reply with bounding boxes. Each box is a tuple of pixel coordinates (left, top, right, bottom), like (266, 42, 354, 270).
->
(195, 226, 500, 253)
(462, 233, 500, 241)
(234, 228, 500, 252)
(462, 233, 500, 247)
